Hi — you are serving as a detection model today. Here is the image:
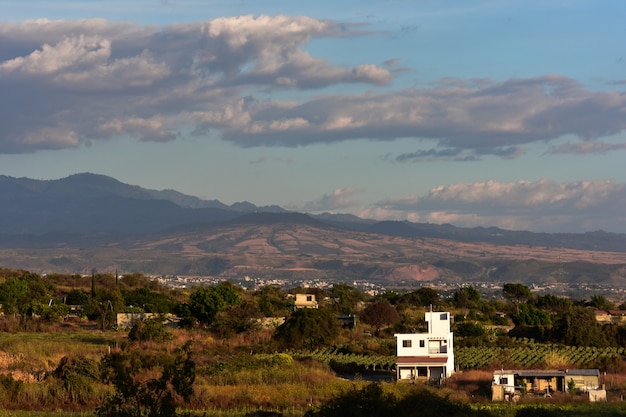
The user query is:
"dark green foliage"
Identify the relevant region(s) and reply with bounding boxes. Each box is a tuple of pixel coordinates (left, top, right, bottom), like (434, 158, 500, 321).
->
(98, 342, 195, 417)
(534, 294, 572, 312)
(128, 318, 173, 343)
(454, 322, 486, 337)
(510, 303, 551, 326)
(0, 277, 31, 314)
(122, 287, 177, 313)
(211, 300, 261, 337)
(503, 283, 533, 304)
(586, 295, 616, 310)
(65, 288, 89, 305)
(274, 307, 340, 350)
(453, 286, 481, 308)
(329, 283, 365, 315)
(398, 287, 440, 308)
(187, 282, 242, 325)
(552, 306, 608, 347)
(255, 285, 293, 317)
(305, 383, 488, 417)
(83, 287, 124, 330)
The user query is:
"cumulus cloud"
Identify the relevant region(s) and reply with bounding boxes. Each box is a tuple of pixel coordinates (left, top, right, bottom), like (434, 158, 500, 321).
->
(2, 17, 626, 156)
(0, 16, 385, 153)
(360, 179, 626, 233)
(298, 187, 362, 212)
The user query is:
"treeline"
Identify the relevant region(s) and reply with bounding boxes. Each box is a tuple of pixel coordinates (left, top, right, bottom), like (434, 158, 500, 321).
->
(1, 267, 626, 349)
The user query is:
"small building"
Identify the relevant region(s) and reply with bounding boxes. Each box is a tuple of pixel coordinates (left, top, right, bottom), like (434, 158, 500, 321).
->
(595, 310, 626, 325)
(394, 311, 454, 383)
(116, 313, 179, 329)
(294, 293, 318, 309)
(492, 369, 603, 401)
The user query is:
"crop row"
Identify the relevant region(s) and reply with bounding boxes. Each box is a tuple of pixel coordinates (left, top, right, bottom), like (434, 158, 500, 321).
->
(291, 345, 624, 371)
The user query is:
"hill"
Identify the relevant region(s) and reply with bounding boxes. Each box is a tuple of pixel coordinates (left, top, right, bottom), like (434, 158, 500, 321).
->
(0, 173, 625, 286)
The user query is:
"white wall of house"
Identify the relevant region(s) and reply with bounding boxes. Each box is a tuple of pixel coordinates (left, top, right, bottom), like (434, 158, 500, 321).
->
(395, 311, 455, 379)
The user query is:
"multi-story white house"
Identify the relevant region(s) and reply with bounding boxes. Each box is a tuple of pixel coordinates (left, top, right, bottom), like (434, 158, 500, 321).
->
(394, 311, 454, 382)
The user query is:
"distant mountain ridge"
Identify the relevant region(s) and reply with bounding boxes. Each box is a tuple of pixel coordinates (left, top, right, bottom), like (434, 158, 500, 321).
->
(1, 173, 626, 253)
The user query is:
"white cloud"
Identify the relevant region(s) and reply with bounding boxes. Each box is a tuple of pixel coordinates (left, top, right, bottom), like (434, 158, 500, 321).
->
(362, 179, 626, 233)
(297, 187, 362, 212)
(2, 17, 626, 158)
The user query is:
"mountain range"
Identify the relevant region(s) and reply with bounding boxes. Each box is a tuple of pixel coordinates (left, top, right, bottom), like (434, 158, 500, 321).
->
(1, 173, 625, 286)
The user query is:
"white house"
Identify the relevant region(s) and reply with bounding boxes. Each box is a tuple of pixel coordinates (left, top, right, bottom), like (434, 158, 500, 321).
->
(394, 311, 454, 383)
(293, 293, 318, 309)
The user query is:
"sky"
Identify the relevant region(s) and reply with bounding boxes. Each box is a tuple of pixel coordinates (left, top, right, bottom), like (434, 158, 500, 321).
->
(2, 1, 626, 233)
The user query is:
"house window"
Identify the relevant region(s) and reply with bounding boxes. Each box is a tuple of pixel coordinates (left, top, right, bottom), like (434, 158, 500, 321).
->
(402, 340, 412, 348)
(419, 340, 425, 348)
(440, 313, 448, 320)
(306, 295, 313, 302)
(500, 377, 508, 385)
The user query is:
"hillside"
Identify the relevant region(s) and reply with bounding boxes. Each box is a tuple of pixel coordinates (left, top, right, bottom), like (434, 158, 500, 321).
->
(0, 174, 625, 286)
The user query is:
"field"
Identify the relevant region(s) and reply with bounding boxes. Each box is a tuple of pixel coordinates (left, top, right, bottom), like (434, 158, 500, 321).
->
(1, 325, 626, 417)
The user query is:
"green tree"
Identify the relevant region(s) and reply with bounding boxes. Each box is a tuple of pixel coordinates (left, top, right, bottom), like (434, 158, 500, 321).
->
(399, 287, 440, 308)
(552, 306, 608, 347)
(330, 283, 365, 315)
(502, 283, 533, 304)
(0, 278, 31, 315)
(510, 303, 551, 326)
(274, 307, 340, 350)
(187, 283, 242, 326)
(453, 286, 481, 309)
(84, 288, 124, 330)
(122, 287, 177, 314)
(254, 285, 292, 317)
(65, 288, 89, 305)
(454, 322, 486, 338)
(586, 295, 616, 310)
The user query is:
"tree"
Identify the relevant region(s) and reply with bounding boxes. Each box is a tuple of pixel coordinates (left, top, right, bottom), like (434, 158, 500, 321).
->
(0, 278, 30, 315)
(586, 295, 616, 311)
(122, 287, 177, 314)
(84, 288, 124, 330)
(329, 283, 365, 315)
(399, 287, 440, 308)
(552, 306, 608, 347)
(274, 307, 340, 350)
(254, 285, 292, 317)
(128, 318, 173, 343)
(98, 342, 195, 417)
(454, 322, 486, 338)
(510, 303, 551, 327)
(453, 286, 481, 309)
(502, 283, 532, 304)
(187, 282, 242, 326)
(359, 301, 400, 332)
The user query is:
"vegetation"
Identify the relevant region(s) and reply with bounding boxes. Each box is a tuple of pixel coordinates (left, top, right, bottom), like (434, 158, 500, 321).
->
(0, 268, 626, 417)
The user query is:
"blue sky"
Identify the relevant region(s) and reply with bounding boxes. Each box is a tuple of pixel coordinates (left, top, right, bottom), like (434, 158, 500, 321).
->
(2, 0, 626, 233)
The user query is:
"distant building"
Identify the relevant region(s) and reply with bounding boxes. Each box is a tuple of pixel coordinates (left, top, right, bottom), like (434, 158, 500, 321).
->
(116, 313, 179, 329)
(594, 310, 626, 325)
(492, 369, 604, 401)
(394, 311, 454, 383)
(294, 293, 318, 309)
